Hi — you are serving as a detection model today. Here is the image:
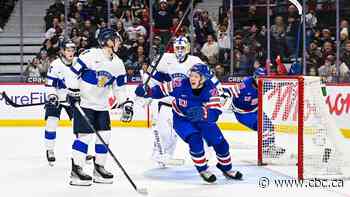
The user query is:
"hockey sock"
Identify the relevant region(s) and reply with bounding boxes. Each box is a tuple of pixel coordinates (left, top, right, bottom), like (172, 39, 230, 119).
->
(213, 139, 232, 172)
(95, 131, 111, 166)
(44, 116, 59, 150)
(72, 134, 93, 167)
(187, 133, 208, 173)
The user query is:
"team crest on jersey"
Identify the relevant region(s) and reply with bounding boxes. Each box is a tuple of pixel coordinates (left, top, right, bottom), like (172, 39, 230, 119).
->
(209, 88, 219, 96)
(96, 71, 113, 87)
(172, 78, 182, 87)
(179, 98, 187, 107)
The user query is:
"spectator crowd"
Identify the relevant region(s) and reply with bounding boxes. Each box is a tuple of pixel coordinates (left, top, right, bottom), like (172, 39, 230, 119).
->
(21, 0, 350, 83)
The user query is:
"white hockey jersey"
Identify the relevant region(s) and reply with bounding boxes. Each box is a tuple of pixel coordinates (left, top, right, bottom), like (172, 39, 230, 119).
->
(149, 53, 205, 104)
(46, 57, 77, 102)
(66, 48, 128, 111)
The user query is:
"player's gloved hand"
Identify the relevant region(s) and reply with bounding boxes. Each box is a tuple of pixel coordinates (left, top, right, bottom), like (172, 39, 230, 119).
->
(67, 88, 80, 106)
(119, 99, 134, 122)
(135, 84, 150, 98)
(45, 94, 59, 110)
(48, 94, 59, 105)
(222, 85, 240, 98)
(186, 106, 206, 122)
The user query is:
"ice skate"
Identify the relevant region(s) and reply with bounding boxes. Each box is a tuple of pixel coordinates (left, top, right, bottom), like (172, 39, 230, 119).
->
(85, 155, 94, 165)
(46, 150, 55, 167)
(199, 170, 217, 183)
(93, 162, 114, 184)
(69, 159, 92, 186)
(222, 170, 243, 180)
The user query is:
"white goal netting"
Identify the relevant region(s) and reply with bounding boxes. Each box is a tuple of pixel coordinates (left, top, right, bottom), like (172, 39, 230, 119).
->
(258, 76, 350, 179)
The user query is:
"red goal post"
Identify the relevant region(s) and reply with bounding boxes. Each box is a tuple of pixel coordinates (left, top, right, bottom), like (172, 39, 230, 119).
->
(257, 76, 350, 180)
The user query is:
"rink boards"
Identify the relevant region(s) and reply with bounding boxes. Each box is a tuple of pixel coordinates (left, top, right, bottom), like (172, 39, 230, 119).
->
(0, 83, 349, 139)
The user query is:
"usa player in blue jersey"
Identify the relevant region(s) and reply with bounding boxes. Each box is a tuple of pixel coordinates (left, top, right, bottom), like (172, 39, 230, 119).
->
(223, 67, 285, 157)
(135, 64, 243, 183)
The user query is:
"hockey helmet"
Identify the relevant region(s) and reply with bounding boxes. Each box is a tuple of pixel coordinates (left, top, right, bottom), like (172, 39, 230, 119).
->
(173, 36, 190, 62)
(189, 63, 212, 81)
(60, 39, 76, 50)
(98, 28, 122, 47)
(253, 67, 267, 78)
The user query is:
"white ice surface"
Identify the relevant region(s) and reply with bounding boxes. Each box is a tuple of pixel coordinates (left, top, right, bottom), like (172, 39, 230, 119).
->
(0, 127, 349, 197)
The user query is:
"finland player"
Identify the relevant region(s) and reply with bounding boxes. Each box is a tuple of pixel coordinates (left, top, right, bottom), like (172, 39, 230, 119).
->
(223, 68, 285, 157)
(136, 64, 243, 183)
(145, 36, 209, 167)
(44, 40, 76, 166)
(65, 28, 134, 186)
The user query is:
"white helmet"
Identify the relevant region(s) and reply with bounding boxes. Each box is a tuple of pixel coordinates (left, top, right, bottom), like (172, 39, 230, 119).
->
(173, 36, 190, 62)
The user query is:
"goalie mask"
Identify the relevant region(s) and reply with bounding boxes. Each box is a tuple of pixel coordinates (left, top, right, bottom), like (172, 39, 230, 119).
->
(173, 36, 190, 63)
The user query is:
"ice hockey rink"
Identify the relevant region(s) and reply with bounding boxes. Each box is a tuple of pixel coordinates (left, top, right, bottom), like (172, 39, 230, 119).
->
(0, 126, 349, 197)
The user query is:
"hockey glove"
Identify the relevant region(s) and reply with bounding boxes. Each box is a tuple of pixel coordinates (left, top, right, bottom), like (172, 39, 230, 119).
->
(45, 94, 60, 110)
(186, 106, 206, 122)
(67, 88, 80, 106)
(135, 84, 151, 98)
(119, 99, 134, 123)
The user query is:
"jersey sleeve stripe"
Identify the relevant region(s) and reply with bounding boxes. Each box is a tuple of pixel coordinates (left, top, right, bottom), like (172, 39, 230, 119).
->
(71, 58, 88, 75)
(115, 75, 127, 86)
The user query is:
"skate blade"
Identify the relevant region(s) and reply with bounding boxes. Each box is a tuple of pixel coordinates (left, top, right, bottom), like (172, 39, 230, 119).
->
(93, 176, 113, 184)
(163, 159, 185, 166)
(69, 179, 92, 186)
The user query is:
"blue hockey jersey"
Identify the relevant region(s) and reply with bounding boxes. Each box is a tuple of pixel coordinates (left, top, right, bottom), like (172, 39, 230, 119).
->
(149, 78, 222, 122)
(227, 77, 258, 113)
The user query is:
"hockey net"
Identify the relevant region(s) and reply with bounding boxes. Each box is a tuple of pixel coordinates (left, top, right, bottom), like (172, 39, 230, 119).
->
(257, 76, 350, 180)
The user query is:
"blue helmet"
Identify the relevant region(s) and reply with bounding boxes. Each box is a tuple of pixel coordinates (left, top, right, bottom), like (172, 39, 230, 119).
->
(98, 28, 122, 46)
(253, 67, 267, 78)
(189, 63, 212, 80)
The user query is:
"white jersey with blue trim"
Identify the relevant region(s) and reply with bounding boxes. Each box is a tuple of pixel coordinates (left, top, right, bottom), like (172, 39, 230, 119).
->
(46, 57, 78, 102)
(153, 53, 204, 104)
(67, 48, 128, 111)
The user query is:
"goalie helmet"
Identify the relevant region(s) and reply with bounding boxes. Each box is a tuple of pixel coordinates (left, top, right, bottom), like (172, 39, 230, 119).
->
(173, 36, 190, 62)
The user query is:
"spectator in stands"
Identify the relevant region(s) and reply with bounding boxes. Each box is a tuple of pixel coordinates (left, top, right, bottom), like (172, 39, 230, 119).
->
(38, 50, 50, 77)
(114, 19, 129, 41)
(201, 34, 219, 66)
(321, 28, 334, 46)
(340, 28, 349, 48)
(271, 16, 287, 58)
(318, 54, 335, 81)
(121, 9, 134, 30)
(194, 9, 215, 48)
(321, 41, 335, 61)
(127, 19, 147, 41)
(285, 15, 300, 58)
(153, 0, 173, 44)
(306, 39, 323, 69)
(307, 66, 318, 76)
(341, 40, 350, 69)
(23, 57, 43, 80)
(213, 64, 227, 81)
(152, 35, 165, 55)
(95, 19, 107, 40)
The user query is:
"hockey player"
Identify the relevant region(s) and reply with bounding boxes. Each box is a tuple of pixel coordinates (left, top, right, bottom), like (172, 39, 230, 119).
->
(222, 67, 285, 157)
(144, 36, 212, 167)
(44, 40, 76, 166)
(65, 28, 134, 186)
(135, 63, 243, 183)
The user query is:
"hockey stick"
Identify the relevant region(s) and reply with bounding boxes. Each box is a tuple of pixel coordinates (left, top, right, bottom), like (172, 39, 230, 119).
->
(1, 91, 68, 108)
(143, 4, 192, 86)
(73, 103, 148, 195)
